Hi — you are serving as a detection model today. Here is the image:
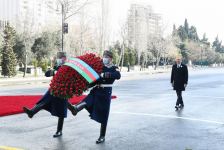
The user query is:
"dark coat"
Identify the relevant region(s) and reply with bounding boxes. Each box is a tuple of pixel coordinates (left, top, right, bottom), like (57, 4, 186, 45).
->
(171, 63, 188, 91)
(39, 65, 68, 118)
(45, 65, 60, 77)
(37, 90, 68, 118)
(45, 69, 54, 77)
(84, 65, 121, 125)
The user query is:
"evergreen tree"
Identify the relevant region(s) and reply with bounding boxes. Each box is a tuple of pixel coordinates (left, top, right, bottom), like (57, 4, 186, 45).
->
(109, 46, 119, 65)
(220, 46, 224, 53)
(52, 31, 61, 52)
(212, 36, 219, 48)
(177, 26, 188, 41)
(128, 48, 136, 66)
(177, 42, 188, 63)
(184, 19, 189, 35)
(172, 19, 224, 65)
(123, 50, 129, 66)
(109, 41, 122, 65)
(201, 33, 208, 42)
(31, 32, 51, 62)
(188, 26, 199, 41)
(201, 33, 210, 46)
(172, 24, 178, 37)
(122, 47, 137, 66)
(212, 36, 222, 52)
(13, 35, 26, 67)
(1, 23, 17, 77)
(189, 26, 196, 40)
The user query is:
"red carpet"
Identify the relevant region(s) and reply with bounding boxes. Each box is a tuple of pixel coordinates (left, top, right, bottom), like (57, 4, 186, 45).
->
(0, 95, 117, 117)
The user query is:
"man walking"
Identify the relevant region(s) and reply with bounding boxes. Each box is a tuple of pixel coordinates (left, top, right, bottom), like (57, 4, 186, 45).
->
(69, 50, 121, 144)
(171, 56, 188, 110)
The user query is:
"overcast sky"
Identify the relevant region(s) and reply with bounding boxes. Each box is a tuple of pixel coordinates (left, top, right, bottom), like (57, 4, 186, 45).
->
(106, 0, 224, 43)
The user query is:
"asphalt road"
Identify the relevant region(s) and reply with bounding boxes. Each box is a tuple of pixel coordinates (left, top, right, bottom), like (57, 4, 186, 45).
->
(1, 68, 224, 150)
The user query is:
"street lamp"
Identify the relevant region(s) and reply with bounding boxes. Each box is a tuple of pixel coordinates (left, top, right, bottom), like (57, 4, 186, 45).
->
(61, 3, 65, 52)
(47, 0, 88, 53)
(56, 2, 67, 52)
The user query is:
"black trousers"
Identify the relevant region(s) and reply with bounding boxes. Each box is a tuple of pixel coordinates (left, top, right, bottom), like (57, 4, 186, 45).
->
(100, 123, 107, 137)
(176, 90, 184, 106)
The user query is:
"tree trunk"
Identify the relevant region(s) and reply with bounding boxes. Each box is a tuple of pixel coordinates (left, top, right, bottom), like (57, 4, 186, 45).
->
(120, 44, 125, 71)
(23, 46, 28, 77)
(154, 62, 157, 70)
(154, 56, 159, 70)
(23, 63, 26, 77)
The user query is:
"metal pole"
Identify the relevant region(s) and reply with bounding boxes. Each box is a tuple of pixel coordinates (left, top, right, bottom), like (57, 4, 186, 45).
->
(61, 4, 64, 52)
(100, 0, 104, 55)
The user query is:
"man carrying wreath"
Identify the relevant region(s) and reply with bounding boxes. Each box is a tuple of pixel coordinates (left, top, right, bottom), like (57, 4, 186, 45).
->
(69, 50, 121, 144)
(23, 53, 103, 138)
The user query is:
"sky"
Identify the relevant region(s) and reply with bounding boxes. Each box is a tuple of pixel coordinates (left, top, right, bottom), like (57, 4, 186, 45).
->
(106, 0, 224, 43)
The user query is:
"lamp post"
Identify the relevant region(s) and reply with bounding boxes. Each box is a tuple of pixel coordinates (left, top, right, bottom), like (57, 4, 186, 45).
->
(57, 2, 65, 52)
(49, 0, 87, 53)
(61, 3, 65, 52)
(56, 1, 68, 53)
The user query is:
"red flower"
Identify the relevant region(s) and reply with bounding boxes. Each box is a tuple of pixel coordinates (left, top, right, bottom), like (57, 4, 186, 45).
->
(49, 53, 103, 99)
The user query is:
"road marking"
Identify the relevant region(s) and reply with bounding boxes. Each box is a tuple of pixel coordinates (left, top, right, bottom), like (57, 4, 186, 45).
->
(0, 146, 24, 150)
(162, 94, 224, 99)
(112, 112, 224, 125)
(118, 94, 224, 99)
(187, 95, 224, 99)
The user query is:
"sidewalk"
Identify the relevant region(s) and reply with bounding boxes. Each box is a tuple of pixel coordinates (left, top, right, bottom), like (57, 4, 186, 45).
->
(0, 68, 171, 85)
(1, 66, 221, 85)
(0, 76, 51, 84)
(121, 68, 171, 80)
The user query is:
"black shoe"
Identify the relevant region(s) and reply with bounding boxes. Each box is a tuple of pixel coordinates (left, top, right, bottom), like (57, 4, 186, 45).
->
(96, 137, 105, 144)
(67, 103, 78, 116)
(53, 131, 62, 138)
(175, 105, 179, 110)
(71, 107, 78, 116)
(180, 104, 184, 108)
(23, 102, 46, 118)
(69, 102, 87, 116)
(23, 107, 34, 118)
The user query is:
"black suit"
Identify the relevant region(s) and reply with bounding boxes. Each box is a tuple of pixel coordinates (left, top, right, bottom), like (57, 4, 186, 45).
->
(171, 63, 188, 106)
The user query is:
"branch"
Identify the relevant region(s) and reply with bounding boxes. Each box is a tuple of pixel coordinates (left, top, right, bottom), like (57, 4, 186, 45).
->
(57, 0, 63, 4)
(44, 0, 58, 12)
(66, 0, 81, 5)
(65, 0, 89, 20)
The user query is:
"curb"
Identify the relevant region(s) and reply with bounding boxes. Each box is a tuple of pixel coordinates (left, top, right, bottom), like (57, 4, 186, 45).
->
(0, 70, 171, 85)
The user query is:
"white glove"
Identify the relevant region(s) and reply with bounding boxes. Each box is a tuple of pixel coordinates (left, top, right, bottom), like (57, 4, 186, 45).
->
(100, 73, 104, 77)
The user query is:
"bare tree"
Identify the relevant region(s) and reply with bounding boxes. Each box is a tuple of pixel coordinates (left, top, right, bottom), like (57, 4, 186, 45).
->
(99, 0, 110, 54)
(64, 6, 98, 56)
(163, 37, 179, 65)
(45, 0, 91, 53)
(88, 0, 111, 55)
(117, 22, 128, 70)
(148, 36, 167, 70)
(78, 8, 97, 55)
(16, 8, 36, 77)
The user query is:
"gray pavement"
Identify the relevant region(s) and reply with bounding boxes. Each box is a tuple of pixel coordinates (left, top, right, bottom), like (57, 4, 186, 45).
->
(1, 68, 224, 150)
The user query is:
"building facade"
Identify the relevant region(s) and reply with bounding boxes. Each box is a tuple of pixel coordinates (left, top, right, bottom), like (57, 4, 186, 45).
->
(0, 0, 59, 33)
(127, 4, 162, 64)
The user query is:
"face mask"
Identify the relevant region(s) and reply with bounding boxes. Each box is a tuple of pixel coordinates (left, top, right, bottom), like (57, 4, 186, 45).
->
(103, 58, 110, 65)
(56, 59, 63, 66)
